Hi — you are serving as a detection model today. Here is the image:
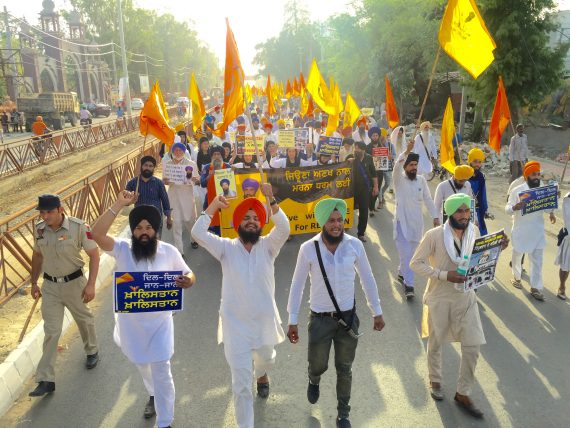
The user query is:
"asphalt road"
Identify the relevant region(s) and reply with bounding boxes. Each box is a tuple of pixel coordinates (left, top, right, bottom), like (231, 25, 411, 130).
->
(4, 185, 570, 428)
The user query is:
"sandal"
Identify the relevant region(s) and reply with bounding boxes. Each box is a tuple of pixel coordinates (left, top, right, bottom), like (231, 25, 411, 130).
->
(511, 279, 523, 289)
(530, 289, 545, 301)
(557, 289, 567, 300)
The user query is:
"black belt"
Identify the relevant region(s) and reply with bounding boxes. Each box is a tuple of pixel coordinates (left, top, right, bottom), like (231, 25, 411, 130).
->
(43, 269, 83, 283)
(311, 309, 354, 319)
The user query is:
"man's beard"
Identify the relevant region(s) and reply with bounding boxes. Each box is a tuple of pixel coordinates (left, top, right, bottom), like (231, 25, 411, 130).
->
(405, 170, 417, 180)
(238, 225, 261, 245)
(131, 234, 158, 262)
(453, 180, 464, 189)
(449, 215, 469, 230)
(141, 170, 153, 178)
(322, 227, 344, 244)
(527, 178, 541, 188)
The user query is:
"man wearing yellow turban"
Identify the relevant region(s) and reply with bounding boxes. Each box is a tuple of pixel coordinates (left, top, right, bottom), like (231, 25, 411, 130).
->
(506, 160, 556, 300)
(434, 165, 475, 224)
(467, 148, 491, 235)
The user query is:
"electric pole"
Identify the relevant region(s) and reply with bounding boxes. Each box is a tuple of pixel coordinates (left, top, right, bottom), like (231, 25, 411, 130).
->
(117, 0, 132, 114)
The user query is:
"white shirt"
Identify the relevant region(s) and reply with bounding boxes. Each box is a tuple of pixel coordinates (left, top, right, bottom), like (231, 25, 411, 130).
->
(413, 132, 437, 175)
(300, 158, 318, 167)
(191, 209, 290, 353)
(434, 179, 474, 222)
(505, 181, 550, 252)
(352, 129, 371, 145)
(287, 233, 382, 325)
(509, 134, 528, 162)
(393, 152, 438, 242)
(109, 238, 191, 364)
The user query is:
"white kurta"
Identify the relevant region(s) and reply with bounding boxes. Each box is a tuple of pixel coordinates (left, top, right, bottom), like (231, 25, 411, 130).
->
(110, 239, 191, 364)
(393, 152, 438, 242)
(505, 182, 549, 253)
(191, 209, 290, 354)
(433, 179, 474, 222)
(413, 133, 437, 175)
(166, 158, 199, 223)
(555, 195, 570, 269)
(352, 130, 371, 145)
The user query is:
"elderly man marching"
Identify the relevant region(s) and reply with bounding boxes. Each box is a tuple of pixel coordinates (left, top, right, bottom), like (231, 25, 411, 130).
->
(191, 184, 289, 428)
(410, 194, 508, 419)
(434, 165, 474, 224)
(506, 160, 556, 301)
(393, 141, 439, 299)
(287, 198, 385, 428)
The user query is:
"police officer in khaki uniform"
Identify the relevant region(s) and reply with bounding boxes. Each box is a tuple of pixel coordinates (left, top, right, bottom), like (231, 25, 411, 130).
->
(29, 194, 100, 397)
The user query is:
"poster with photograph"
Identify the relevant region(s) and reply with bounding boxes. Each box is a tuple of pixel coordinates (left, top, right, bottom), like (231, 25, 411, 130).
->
(463, 229, 506, 292)
(214, 168, 238, 199)
(372, 147, 389, 171)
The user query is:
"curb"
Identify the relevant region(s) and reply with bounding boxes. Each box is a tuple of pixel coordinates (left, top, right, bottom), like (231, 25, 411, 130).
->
(0, 225, 130, 417)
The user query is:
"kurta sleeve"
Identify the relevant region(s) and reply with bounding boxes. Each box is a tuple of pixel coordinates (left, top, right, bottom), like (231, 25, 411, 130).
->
(505, 186, 520, 215)
(190, 213, 225, 260)
(354, 242, 382, 316)
(287, 243, 310, 325)
(422, 178, 438, 218)
(264, 208, 290, 257)
(410, 230, 448, 281)
(434, 183, 444, 222)
(392, 152, 406, 189)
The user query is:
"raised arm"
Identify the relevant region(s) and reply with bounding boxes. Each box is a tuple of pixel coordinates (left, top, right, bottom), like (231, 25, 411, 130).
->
(91, 190, 136, 252)
(190, 195, 229, 260)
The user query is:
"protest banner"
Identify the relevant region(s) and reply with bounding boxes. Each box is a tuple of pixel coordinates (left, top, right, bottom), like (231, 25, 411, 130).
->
(463, 230, 506, 292)
(372, 147, 389, 171)
(316, 135, 343, 156)
(215, 168, 238, 198)
(519, 184, 558, 215)
(220, 161, 354, 238)
(294, 128, 310, 150)
(277, 129, 295, 150)
(163, 163, 191, 185)
(361, 107, 374, 117)
(114, 271, 183, 313)
(236, 134, 265, 156)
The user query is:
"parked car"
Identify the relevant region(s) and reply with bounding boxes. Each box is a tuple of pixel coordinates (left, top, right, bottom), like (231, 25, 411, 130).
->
(131, 98, 144, 110)
(85, 102, 111, 118)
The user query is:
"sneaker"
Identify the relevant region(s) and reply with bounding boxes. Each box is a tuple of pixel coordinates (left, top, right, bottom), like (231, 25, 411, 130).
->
(404, 285, 415, 299)
(357, 235, 367, 242)
(511, 279, 523, 289)
(307, 381, 320, 404)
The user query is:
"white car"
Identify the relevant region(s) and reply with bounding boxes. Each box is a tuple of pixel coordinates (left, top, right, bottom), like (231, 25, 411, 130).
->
(131, 98, 144, 110)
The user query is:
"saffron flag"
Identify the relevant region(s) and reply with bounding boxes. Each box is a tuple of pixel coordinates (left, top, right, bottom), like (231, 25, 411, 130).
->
(293, 77, 300, 97)
(154, 81, 169, 122)
(440, 97, 457, 174)
(189, 72, 206, 132)
(438, 0, 496, 79)
(266, 75, 276, 115)
(285, 79, 293, 99)
(343, 92, 361, 128)
(385, 76, 400, 128)
(215, 18, 245, 137)
(140, 84, 175, 147)
(300, 87, 309, 117)
(488, 77, 511, 153)
(299, 71, 306, 89)
(306, 59, 338, 115)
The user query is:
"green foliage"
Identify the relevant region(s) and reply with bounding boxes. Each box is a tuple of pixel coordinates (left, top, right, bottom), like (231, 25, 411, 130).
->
(69, 0, 220, 94)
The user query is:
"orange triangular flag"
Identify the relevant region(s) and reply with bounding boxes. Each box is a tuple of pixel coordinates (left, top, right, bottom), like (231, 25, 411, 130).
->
(385, 75, 400, 129)
(299, 72, 306, 89)
(293, 77, 300, 97)
(140, 83, 175, 147)
(488, 77, 511, 153)
(285, 79, 292, 99)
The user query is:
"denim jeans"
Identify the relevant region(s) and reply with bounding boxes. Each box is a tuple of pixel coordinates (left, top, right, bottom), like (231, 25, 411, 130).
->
(307, 312, 360, 418)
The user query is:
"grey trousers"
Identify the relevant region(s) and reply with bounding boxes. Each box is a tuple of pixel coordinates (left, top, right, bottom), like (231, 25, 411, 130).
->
(307, 313, 359, 419)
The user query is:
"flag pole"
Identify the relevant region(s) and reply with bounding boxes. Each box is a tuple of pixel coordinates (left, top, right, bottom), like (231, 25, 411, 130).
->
(136, 122, 149, 196)
(415, 46, 441, 136)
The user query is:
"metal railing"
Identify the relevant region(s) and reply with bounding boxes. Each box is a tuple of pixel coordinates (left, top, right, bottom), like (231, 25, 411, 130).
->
(0, 138, 162, 304)
(0, 105, 181, 179)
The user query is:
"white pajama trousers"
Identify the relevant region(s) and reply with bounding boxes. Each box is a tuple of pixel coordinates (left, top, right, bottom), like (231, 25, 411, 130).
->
(224, 345, 276, 428)
(136, 360, 175, 428)
(395, 221, 419, 287)
(512, 248, 544, 290)
(168, 186, 197, 254)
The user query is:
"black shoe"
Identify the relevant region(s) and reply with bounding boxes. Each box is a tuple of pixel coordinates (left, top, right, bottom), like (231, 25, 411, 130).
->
(404, 285, 415, 299)
(257, 381, 270, 398)
(29, 381, 55, 397)
(191, 241, 199, 249)
(337, 418, 352, 428)
(307, 381, 320, 404)
(397, 274, 404, 283)
(144, 396, 156, 419)
(369, 212, 375, 217)
(86, 352, 99, 369)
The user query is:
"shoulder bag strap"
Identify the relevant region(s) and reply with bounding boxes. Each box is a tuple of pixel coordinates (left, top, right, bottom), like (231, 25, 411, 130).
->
(314, 240, 343, 315)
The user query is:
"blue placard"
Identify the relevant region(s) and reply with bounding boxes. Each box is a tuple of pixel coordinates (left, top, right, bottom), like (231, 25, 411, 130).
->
(114, 271, 183, 313)
(519, 184, 558, 215)
(316, 136, 343, 156)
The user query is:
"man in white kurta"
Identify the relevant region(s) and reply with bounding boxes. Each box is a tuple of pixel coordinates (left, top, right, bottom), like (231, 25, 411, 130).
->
(91, 193, 195, 428)
(433, 165, 474, 223)
(505, 161, 556, 300)
(393, 143, 439, 299)
(410, 194, 491, 419)
(163, 142, 200, 254)
(412, 121, 438, 176)
(191, 186, 289, 428)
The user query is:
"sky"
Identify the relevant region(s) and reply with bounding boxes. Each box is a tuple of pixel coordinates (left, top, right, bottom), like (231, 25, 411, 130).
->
(5, 0, 570, 75)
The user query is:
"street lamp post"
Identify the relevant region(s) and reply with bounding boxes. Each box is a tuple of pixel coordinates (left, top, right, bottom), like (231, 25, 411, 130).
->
(117, 0, 132, 115)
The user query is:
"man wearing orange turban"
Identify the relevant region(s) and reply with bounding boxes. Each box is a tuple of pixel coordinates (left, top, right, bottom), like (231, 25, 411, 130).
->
(352, 116, 371, 145)
(191, 183, 290, 428)
(506, 160, 556, 301)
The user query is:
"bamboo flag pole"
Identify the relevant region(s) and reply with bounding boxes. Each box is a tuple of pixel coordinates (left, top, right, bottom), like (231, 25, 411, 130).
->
(19, 296, 40, 343)
(413, 46, 442, 141)
(135, 122, 149, 196)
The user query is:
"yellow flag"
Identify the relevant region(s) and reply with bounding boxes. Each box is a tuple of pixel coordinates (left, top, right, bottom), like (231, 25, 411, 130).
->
(325, 85, 343, 136)
(438, 0, 496, 79)
(266, 75, 276, 115)
(189, 72, 206, 133)
(306, 59, 338, 115)
(300, 87, 309, 117)
(245, 83, 252, 104)
(153, 81, 169, 122)
(140, 84, 175, 147)
(343, 92, 361, 128)
(440, 97, 457, 173)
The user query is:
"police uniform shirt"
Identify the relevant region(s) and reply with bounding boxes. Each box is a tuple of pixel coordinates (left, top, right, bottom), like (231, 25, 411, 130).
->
(34, 215, 97, 277)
